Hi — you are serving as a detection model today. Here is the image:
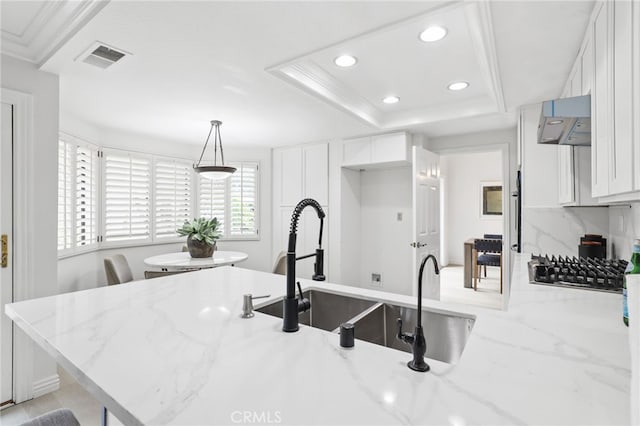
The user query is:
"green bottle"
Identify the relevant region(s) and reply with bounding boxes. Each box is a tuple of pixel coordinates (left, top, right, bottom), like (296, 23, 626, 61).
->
(624, 239, 640, 326)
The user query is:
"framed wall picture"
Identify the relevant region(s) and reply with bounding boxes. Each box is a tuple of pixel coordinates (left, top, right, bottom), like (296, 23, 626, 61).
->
(480, 181, 502, 218)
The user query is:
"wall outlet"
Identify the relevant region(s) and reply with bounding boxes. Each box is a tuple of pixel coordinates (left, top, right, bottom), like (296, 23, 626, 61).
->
(371, 273, 382, 287)
(396, 212, 403, 221)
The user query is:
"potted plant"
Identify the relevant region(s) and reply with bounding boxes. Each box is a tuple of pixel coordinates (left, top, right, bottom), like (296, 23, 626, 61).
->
(177, 217, 221, 258)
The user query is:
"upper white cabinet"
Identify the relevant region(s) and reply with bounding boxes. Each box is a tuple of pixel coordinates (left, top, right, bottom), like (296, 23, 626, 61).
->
(589, 0, 640, 201)
(610, 0, 634, 195)
(557, 28, 598, 207)
(272, 142, 330, 279)
(342, 132, 410, 169)
(558, 146, 575, 204)
(591, 1, 610, 197)
(274, 143, 328, 207)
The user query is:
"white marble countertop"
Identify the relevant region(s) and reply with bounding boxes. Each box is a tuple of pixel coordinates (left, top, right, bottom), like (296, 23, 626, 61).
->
(5, 254, 630, 425)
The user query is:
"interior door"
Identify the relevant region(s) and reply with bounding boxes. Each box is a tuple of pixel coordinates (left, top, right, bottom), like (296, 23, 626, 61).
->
(1, 102, 13, 405)
(412, 146, 440, 300)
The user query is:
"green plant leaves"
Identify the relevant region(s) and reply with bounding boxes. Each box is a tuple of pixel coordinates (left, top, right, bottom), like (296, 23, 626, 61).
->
(176, 217, 221, 242)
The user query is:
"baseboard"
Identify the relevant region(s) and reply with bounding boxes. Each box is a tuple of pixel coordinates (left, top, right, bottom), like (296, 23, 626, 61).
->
(32, 374, 60, 399)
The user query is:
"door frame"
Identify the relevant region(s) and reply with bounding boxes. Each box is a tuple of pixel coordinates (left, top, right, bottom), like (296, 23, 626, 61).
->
(2, 88, 36, 404)
(437, 142, 512, 310)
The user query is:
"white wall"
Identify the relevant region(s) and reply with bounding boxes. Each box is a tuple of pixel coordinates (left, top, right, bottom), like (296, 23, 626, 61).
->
(57, 119, 273, 294)
(609, 203, 640, 260)
(359, 167, 413, 295)
(2, 54, 59, 396)
(338, 167, 361, 287)
(441, 151, 503, 265)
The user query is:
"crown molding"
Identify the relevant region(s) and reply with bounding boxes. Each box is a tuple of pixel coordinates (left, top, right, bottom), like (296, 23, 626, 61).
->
(271, 60, 383, 128)
(464, 0, 507, 113)
(1, 0, 109, 67)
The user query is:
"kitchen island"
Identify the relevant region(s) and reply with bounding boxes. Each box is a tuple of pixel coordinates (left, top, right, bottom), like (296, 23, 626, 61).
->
(5, 254, 630, 425)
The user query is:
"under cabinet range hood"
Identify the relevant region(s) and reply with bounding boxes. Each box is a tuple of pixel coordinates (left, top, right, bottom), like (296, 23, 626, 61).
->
(537, 94, 591, 146)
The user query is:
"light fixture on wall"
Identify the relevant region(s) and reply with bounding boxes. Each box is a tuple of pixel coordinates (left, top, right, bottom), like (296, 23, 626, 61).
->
(193, 120, 236, 180)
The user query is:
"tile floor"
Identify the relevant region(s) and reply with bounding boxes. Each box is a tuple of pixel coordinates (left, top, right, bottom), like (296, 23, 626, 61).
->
(0, 368, 102, 426)
(439, 265, 503, 310)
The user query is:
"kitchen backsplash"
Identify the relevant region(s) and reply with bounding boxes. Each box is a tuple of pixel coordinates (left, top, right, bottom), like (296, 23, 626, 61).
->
(522, 207, 610, 257)
(609, 203, 640, 260)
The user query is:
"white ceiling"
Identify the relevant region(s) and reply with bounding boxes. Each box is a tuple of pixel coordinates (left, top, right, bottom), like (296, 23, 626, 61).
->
(1, 0, 595, 148)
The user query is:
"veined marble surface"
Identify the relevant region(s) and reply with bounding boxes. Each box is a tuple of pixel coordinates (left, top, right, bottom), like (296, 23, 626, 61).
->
(6, 255, 630, 425)
(522, 206, 610, 257)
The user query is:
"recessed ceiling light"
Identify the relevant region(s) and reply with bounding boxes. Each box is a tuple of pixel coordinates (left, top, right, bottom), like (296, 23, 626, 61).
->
(383, 96, 400, 104)
(549, 120, 564, 125)
(448, 81, 469, 91)
(419, 26, 447, 42)
(334, 55, 357, 67)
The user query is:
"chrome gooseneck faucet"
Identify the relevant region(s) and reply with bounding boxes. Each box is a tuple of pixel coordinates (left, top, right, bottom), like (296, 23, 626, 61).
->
(397, 254, 440, 372)
(282, 198, 326, 332)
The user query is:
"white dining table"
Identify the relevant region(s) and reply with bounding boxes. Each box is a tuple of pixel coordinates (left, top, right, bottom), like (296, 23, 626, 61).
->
(143, 250, 248, 271)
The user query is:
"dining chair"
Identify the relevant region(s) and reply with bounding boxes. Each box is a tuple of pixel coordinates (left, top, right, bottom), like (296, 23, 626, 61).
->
(144, 270, 188, 279)
(481, 234, 503, 276)
(104, 254, 134, 285)
(20, 408, 80, 426)
(272, 251, 287, 275)
(474, 238, 502, 293)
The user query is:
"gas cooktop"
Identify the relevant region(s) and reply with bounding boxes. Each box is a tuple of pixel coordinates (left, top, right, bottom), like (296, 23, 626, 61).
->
(528, 254, 628, 293)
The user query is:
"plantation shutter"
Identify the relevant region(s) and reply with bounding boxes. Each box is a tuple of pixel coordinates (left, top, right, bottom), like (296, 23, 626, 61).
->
(198, 175, 226, 235)
(154, 158, 192, 239)
(103, 150, 151, 242)
(57, 140, 73, 250)
(75, 143, 99, 247)
(229, 163, 258, 236)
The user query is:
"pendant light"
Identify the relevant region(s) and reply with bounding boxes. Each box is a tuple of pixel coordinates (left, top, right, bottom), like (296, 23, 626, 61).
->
(193, 120, 236, 180)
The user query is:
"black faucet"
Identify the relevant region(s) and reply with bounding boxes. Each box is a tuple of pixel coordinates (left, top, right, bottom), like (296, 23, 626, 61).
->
(282, 198, 326, 332)
(397, 254, 439, 372)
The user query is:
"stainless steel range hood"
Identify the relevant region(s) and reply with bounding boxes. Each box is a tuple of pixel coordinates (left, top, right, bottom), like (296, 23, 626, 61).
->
(537, 94, 591, 146)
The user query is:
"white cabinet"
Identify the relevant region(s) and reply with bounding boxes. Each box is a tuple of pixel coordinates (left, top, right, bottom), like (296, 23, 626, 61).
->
(558, 146, 575, 204)
(342, 137, 370, 167)
(557, 28, 598, 207)
(592, 1, 610, 197)
(303, 143, 329, 206)
(272, 142, 330, 279)
(342, 132, 410, 169)
(635, 0, 640, 191)
(610, 0, 634, 194)
(588, 0, 640, 201)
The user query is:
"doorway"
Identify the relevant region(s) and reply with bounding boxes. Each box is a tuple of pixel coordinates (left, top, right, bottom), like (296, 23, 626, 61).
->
(439, 148, 507, 310)
(1, 101, 14, 406)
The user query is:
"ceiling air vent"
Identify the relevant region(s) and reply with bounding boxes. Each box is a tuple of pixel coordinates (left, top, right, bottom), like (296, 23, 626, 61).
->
(76, 42, 131, 69)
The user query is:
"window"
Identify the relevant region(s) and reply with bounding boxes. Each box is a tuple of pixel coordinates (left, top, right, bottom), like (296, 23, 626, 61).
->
(57, 140, 260, 255)
(75, 143, 99, 247)
(154, 157, 193, 239)
(57, 136, 99, 253)
(57, 140, 73, 250)
(199, 162, 259, 239)
(103, 150, 151, 243)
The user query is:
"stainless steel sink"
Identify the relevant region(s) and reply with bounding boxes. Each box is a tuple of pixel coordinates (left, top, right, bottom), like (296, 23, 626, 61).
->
(351, 303, 475, 364)
(256, 290, 376, 332)
(256, 289, 474, 364)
